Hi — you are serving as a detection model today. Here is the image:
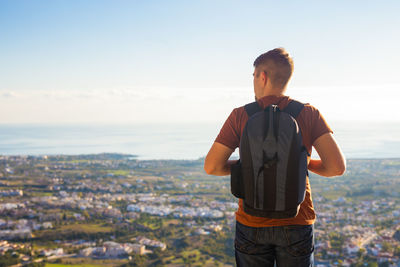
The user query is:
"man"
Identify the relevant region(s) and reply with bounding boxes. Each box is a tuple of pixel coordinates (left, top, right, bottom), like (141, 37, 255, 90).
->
(204, 48, 346, 266)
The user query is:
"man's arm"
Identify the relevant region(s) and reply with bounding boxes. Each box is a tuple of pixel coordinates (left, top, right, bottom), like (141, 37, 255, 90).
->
(204, 142, 236, 176)
(308, 132, 346, 177)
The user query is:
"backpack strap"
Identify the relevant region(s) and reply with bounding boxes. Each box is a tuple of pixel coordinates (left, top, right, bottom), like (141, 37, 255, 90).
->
(244, 102, 262, 117)
(283, 100, 306, 118)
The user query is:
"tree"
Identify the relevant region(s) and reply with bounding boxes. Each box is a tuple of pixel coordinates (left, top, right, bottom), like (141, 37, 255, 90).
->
(357, 247, 366, 258)
(381, 241, 392, 252)
(82, 210, 90, 220)
(394, 245, 400, 256)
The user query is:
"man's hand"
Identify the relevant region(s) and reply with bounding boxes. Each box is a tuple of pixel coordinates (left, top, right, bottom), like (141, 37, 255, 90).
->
(204, 142, 236, 176)
(308, 133, 346, 177)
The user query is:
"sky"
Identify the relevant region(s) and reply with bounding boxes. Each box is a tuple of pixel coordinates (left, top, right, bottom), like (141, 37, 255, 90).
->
(1, 0, 399, 124)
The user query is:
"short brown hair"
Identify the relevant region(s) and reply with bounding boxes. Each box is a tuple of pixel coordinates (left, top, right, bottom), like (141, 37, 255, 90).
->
(253, 48, 294, 89)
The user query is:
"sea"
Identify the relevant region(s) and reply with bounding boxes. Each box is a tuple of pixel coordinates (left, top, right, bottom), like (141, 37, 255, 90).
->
(0, 121, 399, 160)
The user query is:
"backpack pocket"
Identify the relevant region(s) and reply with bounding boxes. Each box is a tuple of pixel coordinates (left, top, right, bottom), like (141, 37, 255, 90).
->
(257, 160, 277, 210)
(231, 160, 244, 199)
(297, 146, 309, 203)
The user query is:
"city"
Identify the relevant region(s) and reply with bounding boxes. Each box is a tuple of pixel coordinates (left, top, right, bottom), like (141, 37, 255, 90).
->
(0, 154, 399, 266)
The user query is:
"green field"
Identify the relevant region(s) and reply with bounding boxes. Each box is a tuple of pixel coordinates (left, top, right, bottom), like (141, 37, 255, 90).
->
(46, 257, 128, 267)
(58, 224, 113, 233)
(46, 264, 103, 267)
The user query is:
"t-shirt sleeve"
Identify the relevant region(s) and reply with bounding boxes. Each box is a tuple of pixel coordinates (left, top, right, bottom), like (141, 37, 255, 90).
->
(214, 108, 241, 150)
(310, 107, 333, 145)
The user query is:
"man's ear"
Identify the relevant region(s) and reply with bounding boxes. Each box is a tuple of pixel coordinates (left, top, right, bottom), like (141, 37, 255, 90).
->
(261, 71, 268, 86)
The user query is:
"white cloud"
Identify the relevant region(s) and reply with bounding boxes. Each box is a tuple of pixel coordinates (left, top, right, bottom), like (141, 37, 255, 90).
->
(0, 84, 398, 124)
(289, 84, 400, 122)
(1, 91, 19, 98)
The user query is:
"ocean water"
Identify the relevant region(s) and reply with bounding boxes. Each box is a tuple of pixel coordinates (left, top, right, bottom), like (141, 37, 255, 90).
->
(0, 121, 399, 160)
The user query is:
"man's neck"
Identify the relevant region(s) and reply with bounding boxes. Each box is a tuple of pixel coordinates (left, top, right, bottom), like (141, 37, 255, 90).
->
(259, 86, 286, 99)
(256, 92, 286, 101)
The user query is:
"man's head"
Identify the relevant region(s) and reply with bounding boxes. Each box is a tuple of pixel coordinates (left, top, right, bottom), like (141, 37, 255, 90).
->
(253, 48, 294, 99)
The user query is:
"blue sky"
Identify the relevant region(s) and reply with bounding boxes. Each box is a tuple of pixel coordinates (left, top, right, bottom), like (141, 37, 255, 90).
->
(1, 0, 399, 124)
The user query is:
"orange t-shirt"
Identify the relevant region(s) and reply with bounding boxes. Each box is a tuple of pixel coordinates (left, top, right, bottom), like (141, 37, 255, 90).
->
(215, 95, 333, 227)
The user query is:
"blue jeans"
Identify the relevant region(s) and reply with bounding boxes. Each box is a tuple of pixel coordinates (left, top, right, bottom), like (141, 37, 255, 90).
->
(235, 221, 314, 267)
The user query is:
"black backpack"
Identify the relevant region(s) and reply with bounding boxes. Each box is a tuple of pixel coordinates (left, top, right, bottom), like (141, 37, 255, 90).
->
(230, 100, 309, 219)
